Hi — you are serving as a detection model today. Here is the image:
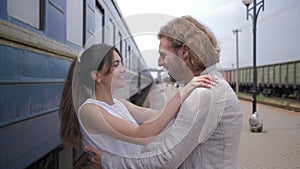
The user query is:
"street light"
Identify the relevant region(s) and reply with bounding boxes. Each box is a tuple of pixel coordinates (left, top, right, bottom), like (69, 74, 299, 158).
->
(242, 0, 264, 132)
(233, 29, 241, 94)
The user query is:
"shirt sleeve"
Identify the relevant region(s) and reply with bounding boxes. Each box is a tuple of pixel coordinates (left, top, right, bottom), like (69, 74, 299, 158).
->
(101, 88, 216, 169)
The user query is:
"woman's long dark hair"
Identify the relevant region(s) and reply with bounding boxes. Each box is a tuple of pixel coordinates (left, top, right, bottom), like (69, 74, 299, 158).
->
(59, 44, 121, 148)
(59, 60, 81, 148)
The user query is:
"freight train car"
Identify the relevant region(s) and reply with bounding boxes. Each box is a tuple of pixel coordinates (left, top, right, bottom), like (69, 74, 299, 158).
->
(224, 60, 300, 100)
(0, 0, 153, 168)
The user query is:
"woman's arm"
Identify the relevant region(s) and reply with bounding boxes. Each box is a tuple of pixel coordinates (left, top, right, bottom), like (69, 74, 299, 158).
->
(119, 75, 216, 123)
(81, 75, 215, 145)
(116, 97, 158, 123)
(80, 104, 153, 146)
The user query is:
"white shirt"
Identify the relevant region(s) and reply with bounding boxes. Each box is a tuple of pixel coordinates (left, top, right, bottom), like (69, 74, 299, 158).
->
(77, 98, 143, 156)
(101, 65, 243, 169)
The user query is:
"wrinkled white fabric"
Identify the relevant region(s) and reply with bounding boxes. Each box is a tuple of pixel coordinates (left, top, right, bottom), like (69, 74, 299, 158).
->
(101, 65, 243, 169)
(77, 98, 143, 156)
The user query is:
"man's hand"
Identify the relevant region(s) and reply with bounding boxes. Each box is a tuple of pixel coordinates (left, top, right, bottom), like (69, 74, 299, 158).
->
(85, 146, 103, 169)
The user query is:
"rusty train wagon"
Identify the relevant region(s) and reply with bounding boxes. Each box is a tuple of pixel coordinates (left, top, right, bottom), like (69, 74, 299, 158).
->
(224, 60, 300, 100)
(0, 0, 153, 168)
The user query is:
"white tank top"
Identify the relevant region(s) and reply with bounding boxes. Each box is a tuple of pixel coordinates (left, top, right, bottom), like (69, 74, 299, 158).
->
(77, 98, 143, 156)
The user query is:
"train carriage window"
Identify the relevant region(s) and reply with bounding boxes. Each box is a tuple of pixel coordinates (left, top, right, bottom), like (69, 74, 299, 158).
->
(128, 45, 131, 69)
(132, 53, 135, 71)
(66, 0, 83, 46)
(95, 2, 104, 43)
(133, 53, 137, 71)
(116, 32, 123, 54)
(106, 19, 115, 45)
(8, 0, 41, 29)
(124, 41, 128, 67)
(131, 49, 134, 70)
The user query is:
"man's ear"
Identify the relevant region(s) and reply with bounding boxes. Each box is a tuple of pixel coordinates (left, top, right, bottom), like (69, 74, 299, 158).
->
(179, 44, 189, 59)
(90, 71, 102, 83)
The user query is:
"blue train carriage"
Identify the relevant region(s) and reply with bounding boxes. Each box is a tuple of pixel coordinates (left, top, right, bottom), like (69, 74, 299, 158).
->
(0, 0, 152, 169)
(225, 60, 300, 100)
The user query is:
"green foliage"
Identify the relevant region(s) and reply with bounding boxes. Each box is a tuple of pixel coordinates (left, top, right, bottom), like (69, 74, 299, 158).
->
(257, 93, 265, 101)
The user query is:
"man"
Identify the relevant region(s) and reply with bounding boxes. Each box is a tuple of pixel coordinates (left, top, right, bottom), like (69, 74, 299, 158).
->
(86, 15, 243, 169)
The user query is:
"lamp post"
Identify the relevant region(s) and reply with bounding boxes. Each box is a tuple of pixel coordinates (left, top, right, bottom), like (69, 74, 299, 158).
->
(233, 29, 241, 94)
(242, 0, 264, 132)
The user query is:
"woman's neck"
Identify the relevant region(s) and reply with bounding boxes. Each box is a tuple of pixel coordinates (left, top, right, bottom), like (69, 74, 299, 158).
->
(94, 85, 114, 105)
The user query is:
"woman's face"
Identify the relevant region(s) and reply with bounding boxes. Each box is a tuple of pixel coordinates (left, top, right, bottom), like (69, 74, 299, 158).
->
(101, 50, 126, 91)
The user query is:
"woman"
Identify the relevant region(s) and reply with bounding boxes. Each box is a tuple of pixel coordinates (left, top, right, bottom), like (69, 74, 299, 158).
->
(59, 44, 214, 156)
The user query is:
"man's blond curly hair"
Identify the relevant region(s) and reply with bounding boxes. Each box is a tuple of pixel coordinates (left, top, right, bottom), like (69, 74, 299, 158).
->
(158, 16, 220, 72)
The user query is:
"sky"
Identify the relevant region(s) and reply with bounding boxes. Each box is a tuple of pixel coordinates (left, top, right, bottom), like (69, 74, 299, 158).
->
(115, 0, 300, 70)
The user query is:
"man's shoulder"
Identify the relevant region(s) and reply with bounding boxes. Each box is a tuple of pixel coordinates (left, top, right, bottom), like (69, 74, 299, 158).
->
(187, 79, 230, 103)
(184, 87, 213, 107)
(191, 86, 214, 96)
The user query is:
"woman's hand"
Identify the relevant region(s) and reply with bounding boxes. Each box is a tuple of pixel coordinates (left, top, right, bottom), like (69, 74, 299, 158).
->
(188, 74, 217, 88)
(181, 75, 217, 99)
(85, 146, 103, 169)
